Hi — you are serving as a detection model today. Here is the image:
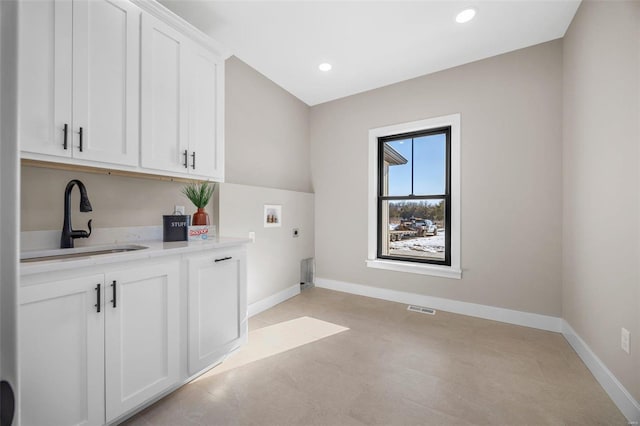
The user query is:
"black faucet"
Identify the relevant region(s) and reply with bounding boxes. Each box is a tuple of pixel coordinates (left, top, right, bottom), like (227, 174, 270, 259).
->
(60, 179, 93, 249)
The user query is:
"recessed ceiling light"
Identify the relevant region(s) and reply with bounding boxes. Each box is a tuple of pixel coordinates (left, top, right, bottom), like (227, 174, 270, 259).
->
(318, 63, 332, 72)
(455, 8, 476, 24)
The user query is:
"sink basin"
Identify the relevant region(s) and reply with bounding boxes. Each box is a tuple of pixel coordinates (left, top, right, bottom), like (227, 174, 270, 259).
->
(21, 244, 148, 263)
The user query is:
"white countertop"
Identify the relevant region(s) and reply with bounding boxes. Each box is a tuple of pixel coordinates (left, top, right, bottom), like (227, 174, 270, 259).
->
(20, 237, 250, 276)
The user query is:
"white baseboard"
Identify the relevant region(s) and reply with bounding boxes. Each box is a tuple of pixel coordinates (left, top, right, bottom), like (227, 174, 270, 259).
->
(315, 277, 562, 332)
(562, 321, 640, 423)
(248, 284, 300, 318)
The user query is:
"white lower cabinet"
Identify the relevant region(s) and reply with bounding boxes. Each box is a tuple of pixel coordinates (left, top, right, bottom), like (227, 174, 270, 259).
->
(104, 262, 180, 422)
(187, 249, 247, 375)
(20, 261, 181, 426)
(20, 245, 247, 425)
(20, 274, 105, 426)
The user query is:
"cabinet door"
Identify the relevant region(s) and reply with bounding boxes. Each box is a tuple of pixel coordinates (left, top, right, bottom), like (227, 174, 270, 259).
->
(18, 0, 72, 158)
(73, 0, 140, 166)
(187, 45, 225, 180)
(20, 275, 105, 426)
(140, 13, 189, 174)
(104, 261, 180, 422)
(187, 249, 247, 375)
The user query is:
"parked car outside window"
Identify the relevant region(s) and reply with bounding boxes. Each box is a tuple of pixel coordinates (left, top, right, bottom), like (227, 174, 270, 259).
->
(414, 220, 438, 236)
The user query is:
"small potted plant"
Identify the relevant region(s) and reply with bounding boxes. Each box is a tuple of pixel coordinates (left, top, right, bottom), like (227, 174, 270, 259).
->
(182, 181, 216, 226)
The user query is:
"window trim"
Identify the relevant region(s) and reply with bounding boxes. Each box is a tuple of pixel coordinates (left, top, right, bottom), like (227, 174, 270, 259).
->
(367, 114, 461, 279)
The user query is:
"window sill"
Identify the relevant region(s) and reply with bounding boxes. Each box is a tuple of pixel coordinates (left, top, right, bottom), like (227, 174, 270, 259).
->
(365, 259, 462, 279)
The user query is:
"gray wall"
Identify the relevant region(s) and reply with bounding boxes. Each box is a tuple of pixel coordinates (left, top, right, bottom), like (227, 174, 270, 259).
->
(21, 166, 194, 231)
(225, 57, 311, 193)
(217, 183, 314, 305)
(161, 0, 313, 190)
(562, 0, 640, 401)
(221, 57, 314, 305)
(309, 40, 564, 317)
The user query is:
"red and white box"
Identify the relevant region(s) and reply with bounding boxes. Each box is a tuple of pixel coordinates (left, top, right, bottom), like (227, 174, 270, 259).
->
(188, 226, 210, 241)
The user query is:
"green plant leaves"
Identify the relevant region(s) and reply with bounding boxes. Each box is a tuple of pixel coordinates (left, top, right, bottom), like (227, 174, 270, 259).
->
(181, 181, 216, 209)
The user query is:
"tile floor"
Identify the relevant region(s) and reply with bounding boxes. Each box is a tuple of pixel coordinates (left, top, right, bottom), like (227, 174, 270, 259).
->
(123, 287, 626, 425)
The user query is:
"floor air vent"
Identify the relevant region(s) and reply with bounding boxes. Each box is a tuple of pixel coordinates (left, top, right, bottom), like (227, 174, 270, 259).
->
(407, 305, 436, 315)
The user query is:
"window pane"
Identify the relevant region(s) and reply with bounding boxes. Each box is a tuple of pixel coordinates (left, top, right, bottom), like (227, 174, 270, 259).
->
(380, 199, 446, 262)
(413, 133, 446, 195)
(383, 139, 412, 196)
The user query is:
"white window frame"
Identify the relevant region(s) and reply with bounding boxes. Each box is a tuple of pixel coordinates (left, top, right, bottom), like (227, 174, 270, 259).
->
(367, 114, 461, 279)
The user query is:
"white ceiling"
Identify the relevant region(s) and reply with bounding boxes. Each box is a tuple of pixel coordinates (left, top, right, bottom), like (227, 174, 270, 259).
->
(159, 1, 580, 106)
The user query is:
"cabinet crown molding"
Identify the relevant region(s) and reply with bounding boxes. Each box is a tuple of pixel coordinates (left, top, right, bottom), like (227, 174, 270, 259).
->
(131, 0, 232, 59)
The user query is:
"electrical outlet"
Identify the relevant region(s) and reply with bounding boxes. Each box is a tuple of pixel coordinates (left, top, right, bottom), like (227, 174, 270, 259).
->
(174, 205, 185, 215)
(292, 228, 299, 238)
(621, 328, 630, 354)
(248, 231, 255, 243)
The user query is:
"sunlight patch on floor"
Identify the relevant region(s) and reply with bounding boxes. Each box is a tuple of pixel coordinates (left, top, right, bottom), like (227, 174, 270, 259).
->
(194, 316, 349, 381)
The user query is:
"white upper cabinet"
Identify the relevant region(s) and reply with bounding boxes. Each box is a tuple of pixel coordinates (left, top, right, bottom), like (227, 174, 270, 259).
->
(73, 0, 140, 165)
(187, 45, 225, 181)
(18, 0, 227, 180)
(140, 12, 225, 180)
(140, 13, 189, 174)
(18, 0, 73, 157)
(19, 0, 140, 167)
